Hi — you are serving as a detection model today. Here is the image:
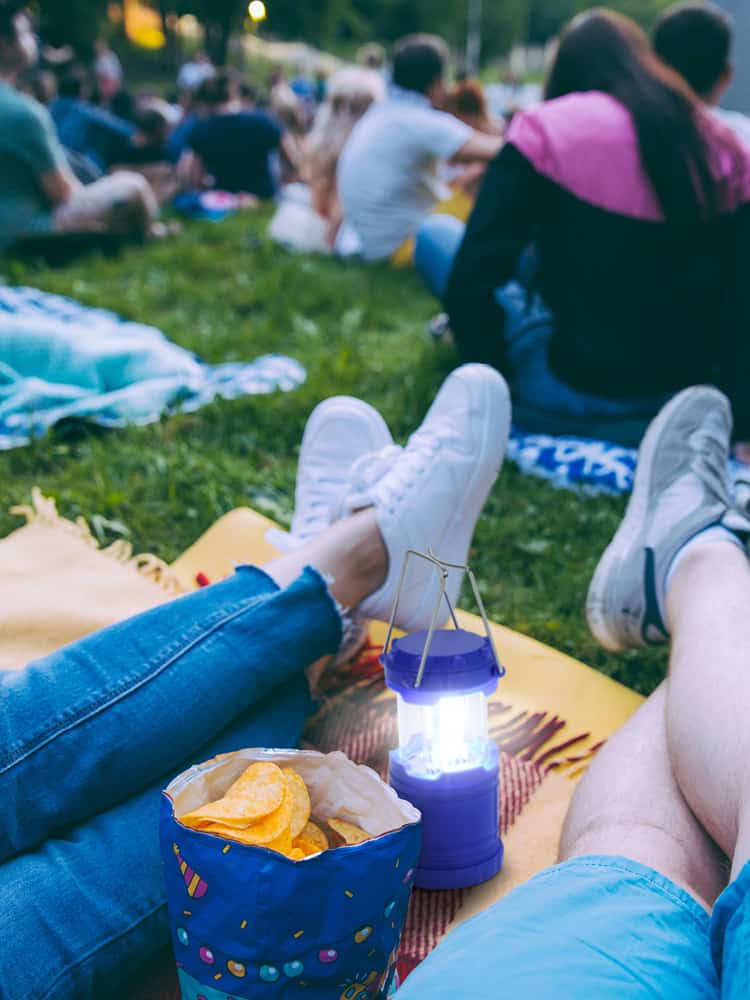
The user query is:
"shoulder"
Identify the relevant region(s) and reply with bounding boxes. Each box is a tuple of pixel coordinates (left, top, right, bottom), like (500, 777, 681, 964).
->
(398, 103, 464, 133)
(506, 92, 633, 173)
(1, 86, 50, 130)
(506, 92, 663, 220)
(700, 109, 750, 211)
(251, 111, 281, 134)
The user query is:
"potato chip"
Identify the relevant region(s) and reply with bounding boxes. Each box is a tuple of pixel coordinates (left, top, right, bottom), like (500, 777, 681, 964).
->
(265, 825, 293, 856)
(314, 817, 346, 849)
(288, 848, 305, 860)
(198, 786, 293, 845)
(292, 835, 324, 858)
(283, 768, 311, 839)
(299, 820, 328, 852)
(180, 762, 286, 829)
(200, 819, 294, 854)
(327, 818, 371, 845)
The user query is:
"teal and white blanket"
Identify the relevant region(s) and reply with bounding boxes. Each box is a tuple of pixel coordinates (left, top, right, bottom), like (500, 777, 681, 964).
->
(0, 286, 306, 450)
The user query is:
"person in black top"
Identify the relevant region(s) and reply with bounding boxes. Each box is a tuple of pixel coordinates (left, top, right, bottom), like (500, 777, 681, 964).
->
(416, 10, 750, 446)
(181, 72, 281, 200)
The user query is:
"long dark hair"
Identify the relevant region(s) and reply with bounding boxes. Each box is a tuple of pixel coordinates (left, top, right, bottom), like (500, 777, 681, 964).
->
(545, 9, 718, 222)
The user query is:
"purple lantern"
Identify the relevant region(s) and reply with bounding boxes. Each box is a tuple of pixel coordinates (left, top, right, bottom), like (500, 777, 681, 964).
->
(381, 551, 505, 891)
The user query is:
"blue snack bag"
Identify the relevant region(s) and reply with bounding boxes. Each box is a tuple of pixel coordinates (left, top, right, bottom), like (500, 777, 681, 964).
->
(160, 749, 422, 1000)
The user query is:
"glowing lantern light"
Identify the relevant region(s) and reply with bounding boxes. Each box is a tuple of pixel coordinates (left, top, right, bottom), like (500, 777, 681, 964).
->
(382, 551, 505, 890)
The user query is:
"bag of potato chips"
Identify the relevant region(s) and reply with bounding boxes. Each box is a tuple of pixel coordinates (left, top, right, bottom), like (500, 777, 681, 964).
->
(160, 749, 422, 1000)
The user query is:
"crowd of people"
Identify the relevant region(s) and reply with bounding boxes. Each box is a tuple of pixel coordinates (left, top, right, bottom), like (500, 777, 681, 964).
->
(6, 1, 750, 997)
(3, 1, 750, 450)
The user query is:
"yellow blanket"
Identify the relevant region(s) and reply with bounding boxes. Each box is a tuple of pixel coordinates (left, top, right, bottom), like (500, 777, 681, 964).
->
(1, 496, 643, 968)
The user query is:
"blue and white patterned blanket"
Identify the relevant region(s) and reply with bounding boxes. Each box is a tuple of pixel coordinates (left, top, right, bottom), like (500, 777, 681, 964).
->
(507, 431, 638, 496)
(0, 286, 306, 451)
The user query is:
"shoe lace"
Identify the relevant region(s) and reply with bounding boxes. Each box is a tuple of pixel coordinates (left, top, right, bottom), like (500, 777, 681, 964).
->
(374, 420, 460, 512)
(295, 471, 343, 533)
(348, 444, 403, 495)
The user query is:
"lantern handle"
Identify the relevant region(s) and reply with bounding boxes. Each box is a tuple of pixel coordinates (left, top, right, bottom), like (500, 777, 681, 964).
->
(382, 549, 503, 689)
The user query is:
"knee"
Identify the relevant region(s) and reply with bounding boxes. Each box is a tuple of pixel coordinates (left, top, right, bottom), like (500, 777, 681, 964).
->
(414, 214, 466, 298)
(415, 213, 465, 258)
(109, 171, 158, 239)
(560, 812, 727, 909)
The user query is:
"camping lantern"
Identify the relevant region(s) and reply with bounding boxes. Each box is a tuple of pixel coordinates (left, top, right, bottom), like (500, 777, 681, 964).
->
(382, 551, 505, 890)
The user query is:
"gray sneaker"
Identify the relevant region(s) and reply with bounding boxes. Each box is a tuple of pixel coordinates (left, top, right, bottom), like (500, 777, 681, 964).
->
(586, 386, 741, 652)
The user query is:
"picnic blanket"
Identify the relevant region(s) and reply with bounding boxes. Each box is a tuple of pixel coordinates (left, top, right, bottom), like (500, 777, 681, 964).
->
(0, 286, 305, 450)
(507, 430, 638, 496)
(0, 286, 699, 496)
(0, 496, 642, 997)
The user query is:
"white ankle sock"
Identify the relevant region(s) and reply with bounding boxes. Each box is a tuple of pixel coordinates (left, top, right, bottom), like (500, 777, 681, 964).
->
(666, 524, 746, 593)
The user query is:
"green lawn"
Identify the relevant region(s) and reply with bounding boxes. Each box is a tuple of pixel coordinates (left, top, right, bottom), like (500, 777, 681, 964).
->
(0, 212, 666, 695)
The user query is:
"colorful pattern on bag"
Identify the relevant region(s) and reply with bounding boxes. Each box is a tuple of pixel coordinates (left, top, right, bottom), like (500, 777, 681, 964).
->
(160, 788, 421, 1000)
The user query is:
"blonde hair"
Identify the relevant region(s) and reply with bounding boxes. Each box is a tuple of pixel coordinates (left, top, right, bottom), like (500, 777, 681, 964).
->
(306, 67, 385, 213)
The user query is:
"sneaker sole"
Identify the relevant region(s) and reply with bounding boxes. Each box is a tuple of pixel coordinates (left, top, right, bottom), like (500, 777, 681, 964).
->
(585, 386, 724, 652)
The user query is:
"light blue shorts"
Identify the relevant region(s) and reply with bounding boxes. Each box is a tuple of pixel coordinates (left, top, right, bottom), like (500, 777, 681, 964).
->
(396, 854, 750, 998)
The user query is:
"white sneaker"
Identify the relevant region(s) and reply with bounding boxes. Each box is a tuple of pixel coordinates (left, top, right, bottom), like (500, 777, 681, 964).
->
(350, 364, 511, 631)
(291, 397, 394, 543)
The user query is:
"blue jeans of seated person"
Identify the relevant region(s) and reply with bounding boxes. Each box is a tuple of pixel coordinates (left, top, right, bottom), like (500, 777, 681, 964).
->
(0, 565, 342, 1000)
(414, 214, 663, 421)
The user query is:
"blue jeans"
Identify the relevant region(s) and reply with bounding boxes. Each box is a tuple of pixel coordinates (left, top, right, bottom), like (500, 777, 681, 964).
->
(414, 215, 664, 422)
(0, 565, 342, 999)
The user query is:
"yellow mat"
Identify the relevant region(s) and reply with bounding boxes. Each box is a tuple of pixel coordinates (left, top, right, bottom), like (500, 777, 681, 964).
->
(171, 506, 646, 967)
(172, 506, 644, 754)
(1, 496, 647, 993)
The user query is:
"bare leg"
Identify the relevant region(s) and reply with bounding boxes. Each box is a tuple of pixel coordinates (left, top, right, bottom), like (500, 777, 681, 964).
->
(666, 539, 750, 879)
(264, 507, 386, 609)
(560, 682, 727, 909)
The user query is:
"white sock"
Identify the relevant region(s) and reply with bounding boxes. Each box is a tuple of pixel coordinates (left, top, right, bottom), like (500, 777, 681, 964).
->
(665, 524, 746, 593)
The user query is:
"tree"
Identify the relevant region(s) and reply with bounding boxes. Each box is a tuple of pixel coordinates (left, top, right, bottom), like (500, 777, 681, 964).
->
(37, 0, 111, 55)
(179, 0, 245, 64)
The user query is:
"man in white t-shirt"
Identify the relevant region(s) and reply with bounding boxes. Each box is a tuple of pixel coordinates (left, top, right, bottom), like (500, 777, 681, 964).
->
(653, 2, 750, 147)
(177, 51, 215, 94)
(337, 34, 503, 261)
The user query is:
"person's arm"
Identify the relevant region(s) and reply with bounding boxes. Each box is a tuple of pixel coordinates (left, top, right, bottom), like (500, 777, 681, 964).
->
(444, 142, 543, 371)
(19, 100, 81, 207)
(177, 149, 207, 190)
(451, 131, 503, 163)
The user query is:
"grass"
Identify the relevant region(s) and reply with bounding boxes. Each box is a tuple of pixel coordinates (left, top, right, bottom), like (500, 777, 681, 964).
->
(0, 211, 667, 695)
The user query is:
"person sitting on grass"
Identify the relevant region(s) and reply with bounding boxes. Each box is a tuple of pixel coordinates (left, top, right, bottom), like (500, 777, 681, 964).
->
(415, 9, 750, 449)
(0, 364, 510, 998)
(305, 66, 385, 245)
(442, 78, 505, 199)
(397, 385, 750, 999)
(179, 71, 282, 201)
(0, 1, 156, 253)
(336, 33, 503, 262)
(653, 0, 750, 147)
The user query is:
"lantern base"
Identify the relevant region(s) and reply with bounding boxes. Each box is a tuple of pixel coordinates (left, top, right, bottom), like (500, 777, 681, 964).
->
(389, 746, 503, 891)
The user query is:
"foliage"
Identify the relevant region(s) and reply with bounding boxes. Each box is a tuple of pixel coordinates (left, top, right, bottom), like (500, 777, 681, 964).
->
(36, 0, 111, 54)
(0, 212, 667, 696)
(34, 0, 676, 66)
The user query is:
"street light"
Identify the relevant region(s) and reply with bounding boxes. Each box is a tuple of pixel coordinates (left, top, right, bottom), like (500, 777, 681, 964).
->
(248, 0, 267, 23)
(466, 0, 482, 76)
